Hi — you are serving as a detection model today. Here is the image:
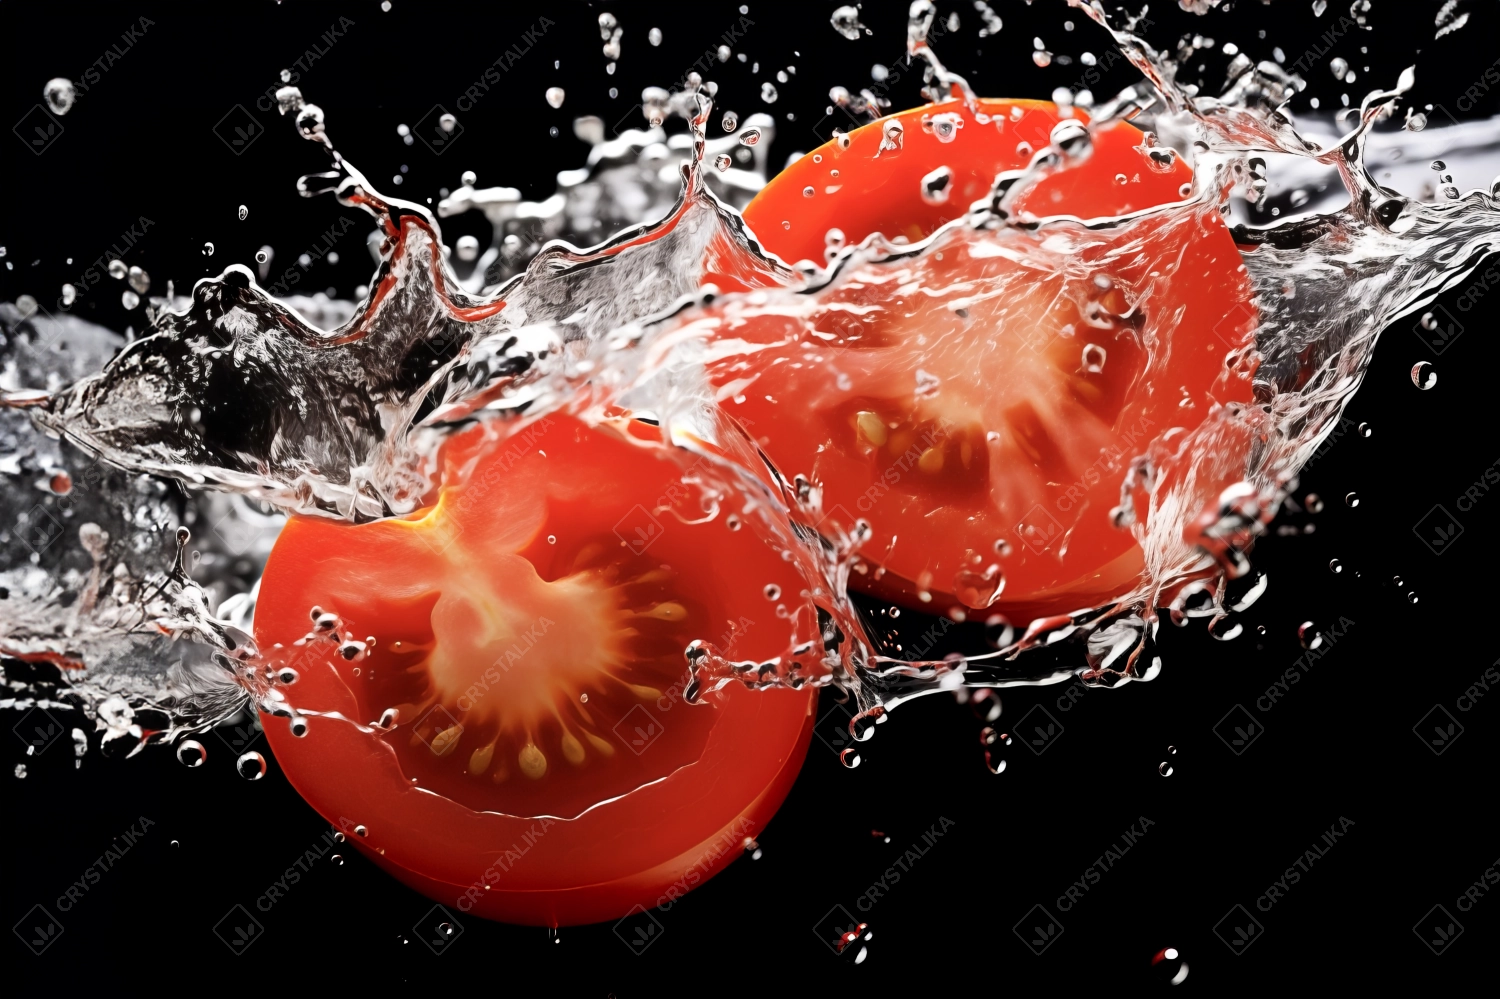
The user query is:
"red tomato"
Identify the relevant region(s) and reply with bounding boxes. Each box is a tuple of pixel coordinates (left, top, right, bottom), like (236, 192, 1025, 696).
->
(702, 98, 1256, 620)
(255, 414, 818, 926)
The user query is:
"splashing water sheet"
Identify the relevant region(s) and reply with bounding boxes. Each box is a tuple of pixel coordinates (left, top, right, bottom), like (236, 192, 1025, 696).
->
(3, 1, 1498, 990)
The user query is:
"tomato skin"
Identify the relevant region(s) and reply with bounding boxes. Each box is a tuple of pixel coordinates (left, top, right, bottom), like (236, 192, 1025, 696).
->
(255, 415, 819, 926)
(703, 99, 1257, 619)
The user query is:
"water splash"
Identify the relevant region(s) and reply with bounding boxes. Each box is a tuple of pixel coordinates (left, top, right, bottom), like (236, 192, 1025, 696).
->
(4, 6, 1499, 753)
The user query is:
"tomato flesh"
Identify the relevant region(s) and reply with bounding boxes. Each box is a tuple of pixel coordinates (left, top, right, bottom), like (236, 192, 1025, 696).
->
(255, 415, 818, 925)
(704, 99, 1256, 619)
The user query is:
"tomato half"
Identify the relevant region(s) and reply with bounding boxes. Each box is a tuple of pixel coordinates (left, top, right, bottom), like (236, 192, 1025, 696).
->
(702, 98, 1257, 620)
(254, 414, 818, 926)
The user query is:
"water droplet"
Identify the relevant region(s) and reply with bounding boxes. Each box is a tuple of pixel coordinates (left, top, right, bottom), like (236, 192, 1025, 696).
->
(60, 283, 76, 306)
(1330, 57, 1349, 79)
(127, 265, 150, 295)
(1357, 422, 1372, 437)
(1209, 616, 1243, 641)
(44, 78, 76, 115)
(1298, 621, 1324, 650)
(649, 26, 663, 46)
(984, 614, 1015, 649)
(1158, 762, 1174, 776)
(236, 751, 267, 780)
(803, 185, 815, 198)
(1168, 745, 1177, 755)
(1033, 49, 1052, 68)
(887, 606, 901, 619)
(203, 242, 215, 257)
(176, 740, 207, 767)
(739, 127, 762, 146)
(764, 584, 782, 600)
(761, 82, 779, 104)
(121, 289, 140, 310)
(546, 87, 566, 109)
(49, 471, 71, 495)
(1407, 591, 1419, 604)
(546, 534, 557, 544)
(1411, 361, 1437, 389)
(1329, 558, 1343, 573)
(255, 246, 272, 265)
(985, 753, 1007, 774)
(1344, 491, 1360, 508)
(839, 748, 862, 768)
(108, 259, 128, 280)
(238, 204, 249, 221)
(721, 111, 739, 132)
(1081, 343, 1107, 373)
(332, 854, 345, 865)
(355, 824, 368, 837)
(1305, 492, 1324, 513)
(455, 234, 479, 262)
(919, 165, 953, 205)
(830, 5, 869, 41)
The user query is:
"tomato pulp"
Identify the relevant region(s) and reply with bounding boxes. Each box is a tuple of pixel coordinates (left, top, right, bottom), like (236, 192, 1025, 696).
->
(255, 415, 818, 926)
(706, 99, 1257, 621)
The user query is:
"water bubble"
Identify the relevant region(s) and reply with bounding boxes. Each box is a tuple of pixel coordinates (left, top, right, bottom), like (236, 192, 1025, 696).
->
(739, 127, 762, 146)
(649, 26, 663, 46)
(764, 584, 782, 600)
(332, 854, 345, 866)
(236, 751, 267, 780)
(1168, 745, 1177, 755)
(1357, 422, 1372, 437)
(830, 5, 869, 40)
(289, 715, 309, 738)
(839, 748, 862, 768)
(354, 824, 368, 837)
(1344, 491, 1360, 508)
(1329, 558, 1343, 574)
(1298, 621, 1324, 650)
(108, 259, 128, 280)
(803, 185, 816, 198)
(121, 289, 140, 310)
(1410, 361, 1437, 390)
(176, 740, 207, 767)
(203, 242, 215, 257)
(1407, 591, 1420, 604)
(761, 82, 779, 104)
(1158, 762, 1174, 776)
(255, 246, 272, 265)
(712, 153, 732, 172)
(546, 87, 566, 109)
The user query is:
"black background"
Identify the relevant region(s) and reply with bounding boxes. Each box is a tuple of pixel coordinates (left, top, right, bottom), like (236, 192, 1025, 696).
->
(4, 1, 1499, 992)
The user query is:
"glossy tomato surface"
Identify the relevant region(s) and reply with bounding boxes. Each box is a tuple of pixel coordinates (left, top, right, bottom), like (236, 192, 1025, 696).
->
(255, 414, 818, 926)
(706, 98, 1257, 620)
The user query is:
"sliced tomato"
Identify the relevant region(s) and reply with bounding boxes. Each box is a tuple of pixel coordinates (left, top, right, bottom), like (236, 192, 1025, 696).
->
(700, 98, 1256, 620)
(254, 414, 818, 926)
